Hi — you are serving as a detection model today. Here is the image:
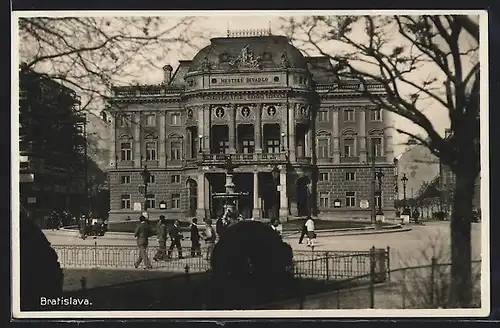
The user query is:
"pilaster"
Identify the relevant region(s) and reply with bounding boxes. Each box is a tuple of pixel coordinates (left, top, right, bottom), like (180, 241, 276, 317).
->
(332, 108, 340, 164)
(228, 104, 236, 154)
(359, 108, 367, 163)
(196, 172, 205, 218)
(252, 172, 261, 219)
(203, 105, 211, 153)
(133, 112, 141, 167)
(255, 104, 263, 153)
(109, 115, 116, 167)
(159, 111, 166, 167)
(279, 168, 289, 220)
(288, 103, 296, 161)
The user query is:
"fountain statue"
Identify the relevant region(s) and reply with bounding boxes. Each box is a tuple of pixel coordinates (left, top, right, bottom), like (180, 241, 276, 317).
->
(212, 155, 249, 215)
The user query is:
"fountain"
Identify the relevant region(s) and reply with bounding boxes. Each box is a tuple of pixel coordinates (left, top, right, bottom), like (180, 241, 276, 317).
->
(212, 155, 249, 215)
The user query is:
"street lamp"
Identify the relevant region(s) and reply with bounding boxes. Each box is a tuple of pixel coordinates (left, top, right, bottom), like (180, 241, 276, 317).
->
(198, 134, 203, 153)
(375, 168, 384, 216)
(140, 165, 151, 214)
(271, 165, 280, 220)
(401, 173, 408, 206)
(401, 173, 410, 222)
(281, 132, 286, 152)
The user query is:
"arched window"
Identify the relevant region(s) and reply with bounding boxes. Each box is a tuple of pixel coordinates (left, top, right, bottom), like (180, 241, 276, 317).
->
(316, 131, 331, 159)
(368, 129, 384, 157)
(342, 129, 357, 158)
(168, 133, 183, 160)
(119, 134, 133, 161)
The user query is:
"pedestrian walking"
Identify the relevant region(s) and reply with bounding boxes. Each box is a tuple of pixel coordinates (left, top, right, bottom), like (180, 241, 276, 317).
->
(167, 219, 184, 259)
(298, 219, 307, 244)
(204, 218, 216, 261)
(153, 215, 168, 261)
(134, 215, 152, 269)
(190, 218, 202, 257)
(413, 208, 421, 224)
(305, 216, 316, 247)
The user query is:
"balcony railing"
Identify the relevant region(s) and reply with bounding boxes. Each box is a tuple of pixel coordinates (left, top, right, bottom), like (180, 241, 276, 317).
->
(200, 153, 287, 164)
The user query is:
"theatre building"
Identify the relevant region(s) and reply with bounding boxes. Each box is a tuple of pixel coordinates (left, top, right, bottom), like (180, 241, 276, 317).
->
(107, 31, 396, 222)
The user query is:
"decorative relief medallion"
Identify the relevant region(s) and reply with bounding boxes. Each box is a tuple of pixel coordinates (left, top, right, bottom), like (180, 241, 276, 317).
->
(215, 107, 225, 118)
(187, 108, 194, 118)
(262, 104, 281, 122)
(236, 105, 255, 121)
(241, 106, 250, 117)
(267, 106, 277, 117)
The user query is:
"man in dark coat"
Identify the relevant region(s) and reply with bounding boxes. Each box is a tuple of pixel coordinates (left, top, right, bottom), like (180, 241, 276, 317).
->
(134, 215, 152, 269)
(167, 219, 184, 259)
(298, 219, 308, 244)
(153, 215, 168, 261)
(190, 218, 202, 257)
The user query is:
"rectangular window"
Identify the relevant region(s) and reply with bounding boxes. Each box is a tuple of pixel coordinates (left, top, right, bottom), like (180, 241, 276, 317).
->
(146, 193, 156, 209)
(319, 192, 330, 208)
(344, 109, 355, 122)
(345, 172, 355, 181)
(242, 140, 255, 154)
(370, 137, 383, 157)
(120, 114, 132, 127)
(145, 113, 156, 126)
(171, 193, 181, 209)
(375, 191, 382, 208)
(170, 141, 182, 160)
(145, 141, 157, 161)
(121, 194, 131, 209)
(370, 109, 382, 121)
(148, 174, 156, 184)
(318, 110, 329, 122)
(170, 113, 181, 126)
(171, 174, 181, 184)
(319, 172, 329, 182)
(345, 191, 356, 207)
(317, 139, 329, 158)
(344, 138, 354, 157)
(121, 142, 132, 161)
(120, 175, 131, 184)
(266, 139, 280, 154)
(219, 140, 229, 154)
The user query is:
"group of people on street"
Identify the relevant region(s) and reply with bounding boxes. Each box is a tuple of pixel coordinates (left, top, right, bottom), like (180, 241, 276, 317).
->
(78, 213, 107, 239)
(298, 216, 316, 247)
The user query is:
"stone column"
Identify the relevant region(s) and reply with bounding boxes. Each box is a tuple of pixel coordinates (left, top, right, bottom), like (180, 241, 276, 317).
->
(203, 105, 211, 153)
(133, 112, 141, 167)
(228, 105, 236, 154)
(252, 172, 261, 219)
(359, 108, 367, 162)
(196, 172, 206, 218)
(279, 167, 289, 220)
(255, 104, 263, 153)
(159, 111, 166, 167)
(305, 125, 313, 157)
(197, 106, 205, 152)
(332, 107, 340, 164)
(385, 134, 394, 163)
(288, 103, 296, 162)
(109, 115, 116, 167)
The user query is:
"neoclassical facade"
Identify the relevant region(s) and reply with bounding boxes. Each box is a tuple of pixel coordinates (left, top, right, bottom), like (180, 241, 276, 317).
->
(107, 32, 396, 222)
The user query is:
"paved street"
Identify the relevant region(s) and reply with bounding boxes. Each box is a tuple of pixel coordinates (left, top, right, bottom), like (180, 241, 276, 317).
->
(44, 221, 482, 271)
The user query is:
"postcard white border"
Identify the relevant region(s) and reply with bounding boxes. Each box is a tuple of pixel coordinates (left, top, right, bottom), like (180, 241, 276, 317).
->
(11, 9, 490, 319)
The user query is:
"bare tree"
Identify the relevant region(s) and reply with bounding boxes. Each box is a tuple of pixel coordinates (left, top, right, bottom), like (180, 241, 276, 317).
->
(282, 15, 480, 307)
(18, 16, 206, 112)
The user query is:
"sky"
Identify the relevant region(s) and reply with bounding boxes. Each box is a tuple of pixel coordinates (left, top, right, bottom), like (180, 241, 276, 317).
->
(117, 13, 480, 157)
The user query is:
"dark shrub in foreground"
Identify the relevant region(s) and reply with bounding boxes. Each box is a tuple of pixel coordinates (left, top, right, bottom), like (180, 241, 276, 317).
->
(209, 220, 294, 309)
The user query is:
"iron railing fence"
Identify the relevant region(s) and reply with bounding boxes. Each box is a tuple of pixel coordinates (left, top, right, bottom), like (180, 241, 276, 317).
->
(53, 244, 390, 281)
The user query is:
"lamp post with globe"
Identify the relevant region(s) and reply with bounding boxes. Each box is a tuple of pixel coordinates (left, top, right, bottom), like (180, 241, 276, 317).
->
(375, 168, 385, 222)
(401, 173, 411, 223)
(271, 165, 280, 220)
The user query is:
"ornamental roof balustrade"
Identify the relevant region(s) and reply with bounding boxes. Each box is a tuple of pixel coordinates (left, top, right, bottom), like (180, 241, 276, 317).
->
(112, 85, 185, 97)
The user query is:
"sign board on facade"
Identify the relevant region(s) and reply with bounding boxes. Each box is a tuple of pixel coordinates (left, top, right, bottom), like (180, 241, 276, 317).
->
(210, 74, 281, 87)
(360, 200, 370, 209)
(159, 201, 166, 209)
(333, 199, 341, 208)
(133, 202, 142, 211)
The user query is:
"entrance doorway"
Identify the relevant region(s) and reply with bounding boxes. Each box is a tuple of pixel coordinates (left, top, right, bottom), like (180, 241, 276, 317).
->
(260, 172, 280, 219)
(297, 176, 311, 216)
(234, 173, 253, 218)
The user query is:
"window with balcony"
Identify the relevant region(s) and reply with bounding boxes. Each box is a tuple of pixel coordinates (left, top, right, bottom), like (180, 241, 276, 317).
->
(317, 138, 329, 158)
(146, 193, 156, 209)
(121, 194, 131, 209)
(319, 192, 330, 208)
(145, 113, 156, 126)
(145, 141, 157, 161)
(345, 191, 356, 207)
(120, 142, 132, 161)
(343, 109, 355, 122)
(263, 124, 280, 154)
(171, 193, 181, 209)
(238, 124, 255, 154)
(120, 175, 131, 184)
(211, 125, 229, 154)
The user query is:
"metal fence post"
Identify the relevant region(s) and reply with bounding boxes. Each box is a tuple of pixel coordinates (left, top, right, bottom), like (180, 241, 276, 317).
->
(402, 270, 406, 309)
(369, 246, 375, 309)
(386, 246, 391, 282)
(94, 241, 97, 268)
(325, 252, 330, 281)
(430, 257, 436, 307)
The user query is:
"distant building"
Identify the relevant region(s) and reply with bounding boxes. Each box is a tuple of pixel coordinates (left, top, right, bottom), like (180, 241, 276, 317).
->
(106, 32, 396, 222)
(396, 143, 440, 202)
(19, 66, 85, 223)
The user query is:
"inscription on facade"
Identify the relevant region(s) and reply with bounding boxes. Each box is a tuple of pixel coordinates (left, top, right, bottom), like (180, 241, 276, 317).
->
(211, 74, 280, 87)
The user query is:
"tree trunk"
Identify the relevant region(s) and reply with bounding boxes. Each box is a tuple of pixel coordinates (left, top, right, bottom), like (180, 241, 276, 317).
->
(449, 168, 477, 307)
